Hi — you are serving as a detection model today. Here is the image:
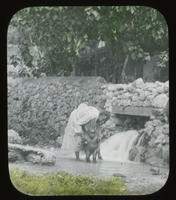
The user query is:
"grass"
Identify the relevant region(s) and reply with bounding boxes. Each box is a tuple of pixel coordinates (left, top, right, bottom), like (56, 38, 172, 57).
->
(9, 168, 127, 196)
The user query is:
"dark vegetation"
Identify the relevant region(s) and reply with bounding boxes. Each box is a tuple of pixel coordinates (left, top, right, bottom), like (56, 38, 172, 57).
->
(8, 6, 168, 83)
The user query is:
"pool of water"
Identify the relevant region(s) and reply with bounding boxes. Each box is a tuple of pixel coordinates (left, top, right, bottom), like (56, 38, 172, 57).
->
(9, 149, 169, 195)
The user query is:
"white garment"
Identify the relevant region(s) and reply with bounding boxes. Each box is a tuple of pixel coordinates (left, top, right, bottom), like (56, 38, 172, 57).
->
(61, 103, 100, 151)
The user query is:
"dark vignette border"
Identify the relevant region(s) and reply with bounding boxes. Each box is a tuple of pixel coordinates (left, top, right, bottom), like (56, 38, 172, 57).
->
(1, 0, 175, 200)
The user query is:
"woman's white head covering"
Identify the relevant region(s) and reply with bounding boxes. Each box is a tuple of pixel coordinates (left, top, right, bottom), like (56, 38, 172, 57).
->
(75, 103, 100, 125)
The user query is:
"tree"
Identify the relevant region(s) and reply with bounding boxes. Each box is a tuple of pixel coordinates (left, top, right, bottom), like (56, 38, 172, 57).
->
(8, 6, 168, 80)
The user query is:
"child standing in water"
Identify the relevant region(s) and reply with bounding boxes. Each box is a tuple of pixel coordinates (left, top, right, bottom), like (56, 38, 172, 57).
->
(61, 103, 102, 160)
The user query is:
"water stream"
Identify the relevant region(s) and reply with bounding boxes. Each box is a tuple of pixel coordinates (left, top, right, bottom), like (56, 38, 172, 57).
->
(9, 130, 169, 195)
(100, 130, 139, 162)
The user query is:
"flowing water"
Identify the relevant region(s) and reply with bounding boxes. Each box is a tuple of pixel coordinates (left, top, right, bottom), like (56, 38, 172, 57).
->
(9, 130, 169, 195)
(100, 130, 139, 162)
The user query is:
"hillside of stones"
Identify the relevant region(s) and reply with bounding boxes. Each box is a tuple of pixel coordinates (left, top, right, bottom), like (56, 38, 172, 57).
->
(102, 79, 169, 167)
(8, 76, 107, 147)
(8, 76, 169, 167)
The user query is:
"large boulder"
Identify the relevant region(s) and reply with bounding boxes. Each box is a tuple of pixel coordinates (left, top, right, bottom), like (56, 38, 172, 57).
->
(8, 143, 56, 165)
(153, 94, 168, 108)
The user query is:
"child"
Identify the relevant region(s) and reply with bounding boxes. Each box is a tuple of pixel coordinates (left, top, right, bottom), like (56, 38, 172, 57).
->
(61, 103, 101, 160)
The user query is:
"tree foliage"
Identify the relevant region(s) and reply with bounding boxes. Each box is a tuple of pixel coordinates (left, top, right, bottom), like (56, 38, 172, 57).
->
(9, 6, 168, 78)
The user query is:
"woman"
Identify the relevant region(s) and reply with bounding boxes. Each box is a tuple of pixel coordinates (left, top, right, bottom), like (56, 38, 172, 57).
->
(61, 103, 102, 160)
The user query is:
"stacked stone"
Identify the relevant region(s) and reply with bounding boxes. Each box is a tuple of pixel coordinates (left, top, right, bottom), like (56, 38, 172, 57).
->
(102, 78, 169, 113)
(101, 78, 169, 168)
(8, 76, 106, 146)
(129, 119, 169, 167)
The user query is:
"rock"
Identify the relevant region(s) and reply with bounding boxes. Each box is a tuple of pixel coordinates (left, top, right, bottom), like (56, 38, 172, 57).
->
(7, 64, 19, 78)
(153, 94, 168, 108)
(146, 156, 164, 167)
(163, 100, 169, 118)
(8, 143, 56, 165)
(106, 92, 114, 99)
(111, 116, 124, 126)
(162, 124, 169, 135)
(157, 85, 165, 94)
(150, 167, 160, 175)
(162, 145, 169, 164)
(112, 173, 126, 179)
(138, 93, 146, 101)
(107, 84, 117, 91)
(8, 129, 23, 144)
(26, 153, 42, 164)
(154, 134, 165, 145)
(162, 135, 169, 145)
(132, 78, 144, 88)
(129, 147, 138, 161)
(143, 125, 154, 136)
(164, 81, 169, 93)
(102, 119, 116, 131)
(107, 84, 126, 91)
(56, 136, 63, 148)
(8, 150, 24, 162)
(151, 119, 162, 127)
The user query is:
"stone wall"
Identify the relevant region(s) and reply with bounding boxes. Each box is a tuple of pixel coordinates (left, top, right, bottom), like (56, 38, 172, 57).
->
(103, 78, 169, 112)
(8, 76, 106, 146)
(8, 76, 169, 167)
(101, 78, 169, 167)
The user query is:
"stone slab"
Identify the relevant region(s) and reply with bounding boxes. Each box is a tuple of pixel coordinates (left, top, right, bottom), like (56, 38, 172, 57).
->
(112, 105, 154, 117)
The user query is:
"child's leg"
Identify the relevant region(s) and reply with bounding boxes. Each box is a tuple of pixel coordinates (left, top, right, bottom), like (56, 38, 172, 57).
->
(75, 151, 80, 160)
(97, 148, 103, 160)
(85, 150, 91, 162)
(93, 151, 98, 163)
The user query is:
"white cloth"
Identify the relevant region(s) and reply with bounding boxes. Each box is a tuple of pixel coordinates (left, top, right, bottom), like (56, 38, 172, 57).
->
(61, 103, 100, 151)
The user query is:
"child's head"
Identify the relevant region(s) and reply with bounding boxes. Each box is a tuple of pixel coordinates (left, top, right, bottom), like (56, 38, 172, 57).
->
(82, 118, 97, 134)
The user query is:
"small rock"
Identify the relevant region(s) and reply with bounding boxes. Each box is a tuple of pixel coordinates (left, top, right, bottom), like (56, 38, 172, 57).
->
(162, 124, 169, 135)
(132, 78, 144, 88)
(56, 136, 63, 148)
(102, 119, 116, 131)
(112, 173, 126, 179)
(157, 85, 165, 94)
(164, 81, 169, 93)
(26, 153, 41, 164)
(8, 129, 23, 144)
(154, 134, 165, 145)
(150, 167, 160, 175)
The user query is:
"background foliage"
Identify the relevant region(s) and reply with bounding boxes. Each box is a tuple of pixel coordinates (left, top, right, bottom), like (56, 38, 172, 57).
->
(9, 6, 168, 82)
